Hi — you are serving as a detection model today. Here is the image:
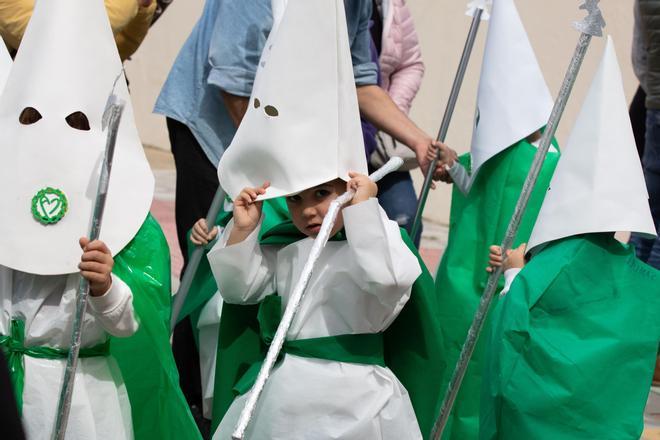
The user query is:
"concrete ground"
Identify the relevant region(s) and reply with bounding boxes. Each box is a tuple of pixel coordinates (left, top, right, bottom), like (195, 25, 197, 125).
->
(145, 146, 660, 438)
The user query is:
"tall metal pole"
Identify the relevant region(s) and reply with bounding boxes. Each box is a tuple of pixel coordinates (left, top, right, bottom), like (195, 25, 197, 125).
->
(170, 186, 226, 331)
(53, 98, 126, 440)
(430, 2, 605, 438)
(410, 7, 484, 241)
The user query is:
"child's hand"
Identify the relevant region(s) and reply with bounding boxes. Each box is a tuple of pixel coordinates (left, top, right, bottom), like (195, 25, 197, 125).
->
(347, 171, 378, 205)
(486, 243, 527, 272)
(505, 244, 527, 270)
(227, 182, 269, 246)
(486, 245, 504, 272)
(79, 238, 114, 297)
(191, 218, 218, 246)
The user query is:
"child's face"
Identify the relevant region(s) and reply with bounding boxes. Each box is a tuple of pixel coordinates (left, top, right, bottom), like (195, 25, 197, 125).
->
(286, 179, 346, 238)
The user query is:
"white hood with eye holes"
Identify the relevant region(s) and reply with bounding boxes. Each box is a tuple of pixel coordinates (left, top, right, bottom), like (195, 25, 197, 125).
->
(0, 0, 154, 275)
(216, 0, 368, 201)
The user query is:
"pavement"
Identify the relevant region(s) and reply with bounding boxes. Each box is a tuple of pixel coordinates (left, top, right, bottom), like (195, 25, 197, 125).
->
(145, 146, 660, 438)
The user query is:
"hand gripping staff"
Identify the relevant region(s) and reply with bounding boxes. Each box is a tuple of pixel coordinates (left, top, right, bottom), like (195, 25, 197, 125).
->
(52, 90, 126, 440)
(231, 157, 404, 440)
(170, 186, 226, 331)
(430, 2, 605, 439)
(409, 0, 491, 241)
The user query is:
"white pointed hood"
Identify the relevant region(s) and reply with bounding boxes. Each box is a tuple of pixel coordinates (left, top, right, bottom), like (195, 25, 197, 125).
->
(217, 0, 367, 201)
(527, 37, 656, 253)
(470, 0, 553, 175)
(0, 0, 154, 275)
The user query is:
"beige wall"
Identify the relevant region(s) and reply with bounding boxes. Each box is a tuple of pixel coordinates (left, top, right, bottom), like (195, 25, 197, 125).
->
(125, 0, 637, 225)
(123, 0, 205, 151)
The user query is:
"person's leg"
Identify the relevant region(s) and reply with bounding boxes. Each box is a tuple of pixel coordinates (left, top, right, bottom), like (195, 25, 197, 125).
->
(631, 109, 660, 268)
(167, 117, 217, 436)
(167, 117, 220, 266)
(629, 85, 647, 160)
(376, 171, 422, 246)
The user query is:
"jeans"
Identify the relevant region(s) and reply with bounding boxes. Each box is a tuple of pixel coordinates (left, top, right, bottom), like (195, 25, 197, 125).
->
(631, 109, 660, 269)
(376, 171, 422, 247)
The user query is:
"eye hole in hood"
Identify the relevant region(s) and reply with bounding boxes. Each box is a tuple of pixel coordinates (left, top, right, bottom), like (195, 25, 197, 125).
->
(19, 107, 43, 125)
(65, 111, 91, 131)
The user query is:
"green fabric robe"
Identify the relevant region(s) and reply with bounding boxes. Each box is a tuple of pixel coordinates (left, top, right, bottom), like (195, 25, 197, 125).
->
(208, 211, 446, 439)
(111, 214, 201, 439)
(434, 139, 560, 439)
(480, 233, 660, 440)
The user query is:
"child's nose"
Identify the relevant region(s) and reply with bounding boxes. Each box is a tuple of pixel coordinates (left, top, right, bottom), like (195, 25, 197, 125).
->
(302, 206, 316, 218)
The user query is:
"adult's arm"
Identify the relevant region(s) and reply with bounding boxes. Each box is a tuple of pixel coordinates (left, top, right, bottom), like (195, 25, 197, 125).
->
(351, 0, 438, 176)
(115, 1, 157, 60)
(207, 1, 271, 126)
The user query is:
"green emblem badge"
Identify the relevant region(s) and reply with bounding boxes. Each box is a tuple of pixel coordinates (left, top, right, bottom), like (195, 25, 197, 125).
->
(31, 187, 68, 225)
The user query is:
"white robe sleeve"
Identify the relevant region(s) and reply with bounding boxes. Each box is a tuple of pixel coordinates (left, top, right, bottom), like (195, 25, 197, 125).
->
(342, 198, 421, 310)
(87, 274, 138, 338)
(447, 161, 474, 195)
(500, 268, 522, 296)
(207, 217, 278, 305)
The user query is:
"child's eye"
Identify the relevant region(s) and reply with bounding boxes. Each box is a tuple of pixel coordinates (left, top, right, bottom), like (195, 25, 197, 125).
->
(315, 189, 330, 198)
(287, 195, 302, 203)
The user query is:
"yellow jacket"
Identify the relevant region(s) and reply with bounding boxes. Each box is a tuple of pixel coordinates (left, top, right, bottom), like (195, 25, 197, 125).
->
(0, 0, 156, 60)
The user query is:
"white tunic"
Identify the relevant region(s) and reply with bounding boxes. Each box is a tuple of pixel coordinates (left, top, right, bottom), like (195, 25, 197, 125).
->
(0, 267, 138, 440)
(209, 198, 423, 440)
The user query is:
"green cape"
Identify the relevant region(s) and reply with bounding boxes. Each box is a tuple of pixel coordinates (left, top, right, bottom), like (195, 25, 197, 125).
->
(176, 198, 291, 333)
(111, 214, 201, 439)
(480, 234, 660, 440)
(208, 208, 446, 439)
(434, 139, 560, 439)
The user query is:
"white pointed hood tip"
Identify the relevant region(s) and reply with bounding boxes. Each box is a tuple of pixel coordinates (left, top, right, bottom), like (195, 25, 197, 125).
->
(527, 37, 656, 253)
(0, 0, 154, 275)
(470, 0, 553, 175)
(217, 0, 367, 201)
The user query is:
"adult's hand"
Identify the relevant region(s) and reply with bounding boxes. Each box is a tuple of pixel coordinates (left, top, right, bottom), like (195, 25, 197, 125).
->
(221, 91, 250, 127)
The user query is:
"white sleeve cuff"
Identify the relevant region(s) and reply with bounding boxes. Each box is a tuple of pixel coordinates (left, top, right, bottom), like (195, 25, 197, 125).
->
(500, 268, 522, 296)
(88, 274, 129, 314)
(448, 161, 473, 195)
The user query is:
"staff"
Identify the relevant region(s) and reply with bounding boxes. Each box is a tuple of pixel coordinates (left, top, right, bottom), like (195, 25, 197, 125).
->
(52, 95, 126, 440)
(170, 186, 225, 331)
(410, 1, 489, 241)
(430, 1, 605, 438)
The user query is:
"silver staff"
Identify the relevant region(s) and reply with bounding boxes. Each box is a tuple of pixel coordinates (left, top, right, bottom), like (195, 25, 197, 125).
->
(409, 2, 488, 241)
(52, 96, 126, 440)
(430, 2, 605, 439)
(232, 157, 404, 440)
(170, 186, 226, 331)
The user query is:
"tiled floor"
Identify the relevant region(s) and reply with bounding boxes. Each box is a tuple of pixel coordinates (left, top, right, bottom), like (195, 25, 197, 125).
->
(145, 146, 660, 436)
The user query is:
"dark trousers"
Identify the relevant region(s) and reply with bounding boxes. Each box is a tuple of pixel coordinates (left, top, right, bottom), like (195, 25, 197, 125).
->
(631, 109, 660, 269)
(630, 85, 647, 160)
(167, 117, 218, 433)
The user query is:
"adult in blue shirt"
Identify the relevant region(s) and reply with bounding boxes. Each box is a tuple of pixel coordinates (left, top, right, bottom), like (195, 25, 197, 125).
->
(155, 0, 441, 428)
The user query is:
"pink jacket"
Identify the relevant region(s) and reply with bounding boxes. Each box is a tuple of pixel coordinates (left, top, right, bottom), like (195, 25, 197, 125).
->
(378, 0, 425, 115)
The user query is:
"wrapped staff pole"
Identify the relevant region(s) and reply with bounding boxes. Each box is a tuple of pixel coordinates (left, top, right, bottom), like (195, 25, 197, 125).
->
(409, 2, 488, 241)
(430, 2, 605, 439)
(53, 96, 126, 440)
(170, 186, 226, 331)
(232, 157, 404, 440)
